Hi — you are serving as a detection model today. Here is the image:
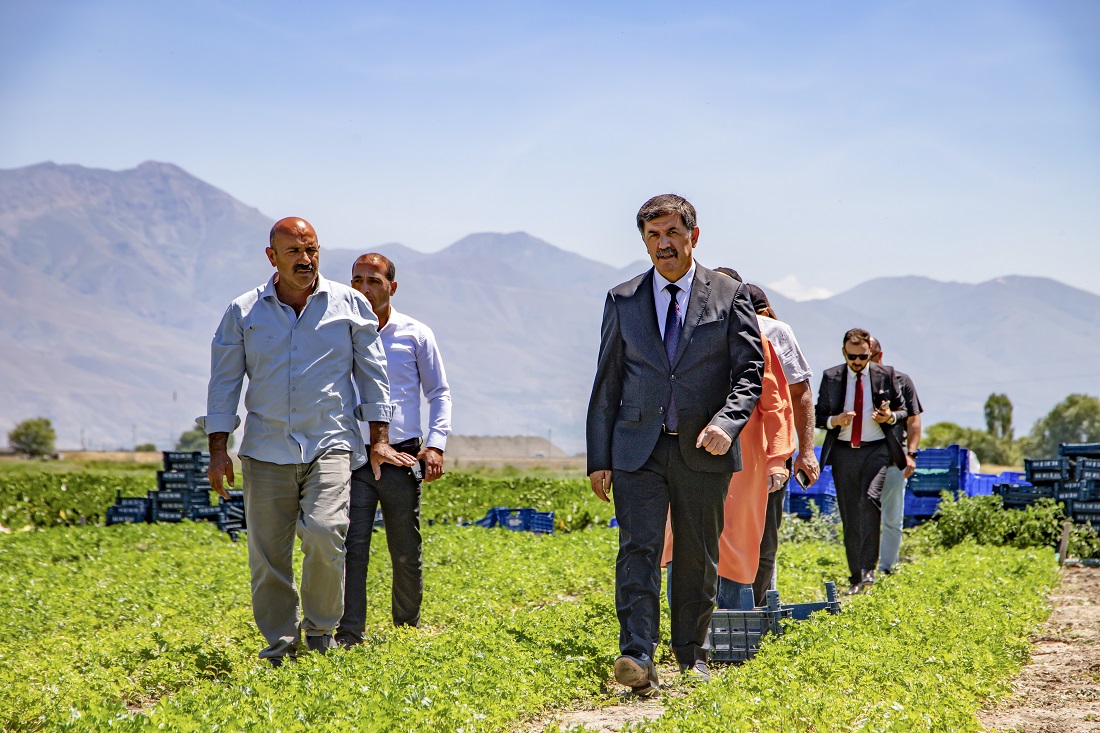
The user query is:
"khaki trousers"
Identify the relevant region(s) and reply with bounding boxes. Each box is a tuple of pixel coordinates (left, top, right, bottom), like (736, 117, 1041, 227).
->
(241, 450, 352, 661)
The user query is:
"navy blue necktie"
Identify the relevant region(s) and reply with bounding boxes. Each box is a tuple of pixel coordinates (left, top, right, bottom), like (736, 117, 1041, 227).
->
(664, 284, 682, 432)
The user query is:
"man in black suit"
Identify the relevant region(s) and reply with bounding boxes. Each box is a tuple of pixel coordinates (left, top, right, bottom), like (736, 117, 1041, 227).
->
(587, 194, 764, 695)
(815, 328, 908, 594)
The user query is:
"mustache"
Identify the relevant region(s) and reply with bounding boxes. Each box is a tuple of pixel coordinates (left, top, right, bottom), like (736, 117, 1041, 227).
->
(293, 264, 316, 273)
(656, 247, 678, 258)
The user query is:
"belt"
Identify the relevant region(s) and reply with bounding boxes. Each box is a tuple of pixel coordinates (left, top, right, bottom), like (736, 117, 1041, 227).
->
(391, 437, 422, 454)
(840, 438, 883, 449)
(661, 425, 679, 436)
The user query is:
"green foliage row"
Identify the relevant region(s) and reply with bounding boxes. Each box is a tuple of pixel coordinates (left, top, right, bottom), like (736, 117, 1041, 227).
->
(612, 542, 1058, 733)
(0, 514, 1057, 732)
(422, 473, 614, 531)
(919, 493, 1100, 559)
(0, 471, 153, 529)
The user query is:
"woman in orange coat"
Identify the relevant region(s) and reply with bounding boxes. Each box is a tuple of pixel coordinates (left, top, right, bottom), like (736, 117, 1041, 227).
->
(662, 330, 796, 607)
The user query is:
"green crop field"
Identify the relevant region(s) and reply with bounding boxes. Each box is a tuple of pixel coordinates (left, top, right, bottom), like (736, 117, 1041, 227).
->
(0, 470, 1061, 732)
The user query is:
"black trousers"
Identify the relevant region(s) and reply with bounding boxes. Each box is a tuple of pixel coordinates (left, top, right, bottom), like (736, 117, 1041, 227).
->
(336, 438, 423, 642)
(612, 432, 730, 668)
(752, 485, 786, 604)
(830, 440, 889, 585)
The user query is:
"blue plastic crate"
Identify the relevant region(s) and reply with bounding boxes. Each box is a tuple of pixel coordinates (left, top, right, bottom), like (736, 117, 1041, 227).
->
(998, 471, 1030, 486)
(964, 473, 997, 497)
(787, 494, 837, 518)
(785, 448, 837, 496)
(904, 491, 947, 518)
(914, 445, 967, 470)
(477, 507, 556, 534)
(1025, 458, 1070, 482)
(908, 468, 962, 496)
(1061, 443, 1100, 458)
(781, 583, 842, 620)
(1077, 459, 1100, 481)
(709, 590, 791, 663)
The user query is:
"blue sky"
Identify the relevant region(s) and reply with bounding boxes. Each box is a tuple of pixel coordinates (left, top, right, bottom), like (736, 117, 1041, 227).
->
(2, 0, 1098, 299)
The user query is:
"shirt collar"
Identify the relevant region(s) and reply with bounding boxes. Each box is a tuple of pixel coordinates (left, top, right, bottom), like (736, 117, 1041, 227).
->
(653, 259, 696, 294)
(847, 364, 868, 379)
(260, 272, 328, 301)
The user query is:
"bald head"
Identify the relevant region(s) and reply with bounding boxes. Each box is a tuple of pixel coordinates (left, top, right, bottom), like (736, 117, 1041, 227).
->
(266, 217, 320, 297)
(869, 336, 883, 363)
(270, 217, 316, 247)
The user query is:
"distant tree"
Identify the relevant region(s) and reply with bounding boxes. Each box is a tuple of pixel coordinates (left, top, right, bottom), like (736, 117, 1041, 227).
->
(984, 393, 1014, 441)
(1025, 394, 1100, 459)
(9, 417, 57, 458)
(922, 421, 1019, 466)
(135, 442, 158, 452)
(176, 424, 232, 452)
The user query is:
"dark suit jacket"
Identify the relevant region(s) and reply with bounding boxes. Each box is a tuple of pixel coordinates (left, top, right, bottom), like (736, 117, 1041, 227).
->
(814, 362, 909, 470)
(586, 264, 765, 474)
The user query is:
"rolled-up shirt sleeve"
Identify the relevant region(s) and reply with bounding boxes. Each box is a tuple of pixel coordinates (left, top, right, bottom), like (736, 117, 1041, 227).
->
(351, 297, 394, 424)
(197, 303, 246, 435)
(417, 326, 452, 451)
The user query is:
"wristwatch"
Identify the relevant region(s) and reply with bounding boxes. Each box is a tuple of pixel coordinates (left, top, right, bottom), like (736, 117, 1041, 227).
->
(907, 451, 918, 457)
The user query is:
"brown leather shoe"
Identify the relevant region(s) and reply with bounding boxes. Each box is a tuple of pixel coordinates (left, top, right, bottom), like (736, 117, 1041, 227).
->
(614, 655, 660, 697)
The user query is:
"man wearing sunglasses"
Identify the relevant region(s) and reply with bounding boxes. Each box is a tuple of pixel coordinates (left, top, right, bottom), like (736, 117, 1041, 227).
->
(815, 328, 908, 594)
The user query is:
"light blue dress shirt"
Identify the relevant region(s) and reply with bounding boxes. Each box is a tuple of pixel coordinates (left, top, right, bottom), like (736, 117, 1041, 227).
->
(198, 274, 393, 466)
(360, 308, 452, 452)
(653, 260, 696, 338)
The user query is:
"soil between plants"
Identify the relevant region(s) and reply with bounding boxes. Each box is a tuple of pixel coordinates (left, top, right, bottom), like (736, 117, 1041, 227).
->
(981, 565, 1100, 733)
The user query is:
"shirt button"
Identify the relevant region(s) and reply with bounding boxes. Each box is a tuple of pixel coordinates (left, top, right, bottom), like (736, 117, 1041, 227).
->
(293, 346, 298, 351)
(291, 408, 297, 413)
(291, 387, 297, 392)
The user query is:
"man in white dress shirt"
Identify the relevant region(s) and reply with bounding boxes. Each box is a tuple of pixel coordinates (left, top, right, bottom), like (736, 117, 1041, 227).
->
(201, 217, 407, 666)
(336, 253, 452, 644)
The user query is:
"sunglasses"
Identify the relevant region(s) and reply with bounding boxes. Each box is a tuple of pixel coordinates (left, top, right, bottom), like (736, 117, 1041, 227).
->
(844, 353, 871, 361)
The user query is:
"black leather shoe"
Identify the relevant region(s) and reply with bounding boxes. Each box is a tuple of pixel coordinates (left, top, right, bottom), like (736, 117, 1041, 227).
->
(306, 634, 335, 654)
(861, 569, 876, 585)
(679, 660, 712, 683)
(614, 655, 660, 697)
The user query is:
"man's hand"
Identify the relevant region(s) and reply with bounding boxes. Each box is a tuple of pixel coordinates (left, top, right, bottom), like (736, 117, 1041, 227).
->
(832, 411, 856, 427)
(767, 470, 789, 493)
(207, 432, 234, 500)
(417, 446, 445, 483)
(872, 403, 894, 424)
(792, 449, 820, 487)
(697, 425, 732, 455)
(371, 442, 417, 480)
(589, 470, 612, 502)
(903, 454, 916, 479)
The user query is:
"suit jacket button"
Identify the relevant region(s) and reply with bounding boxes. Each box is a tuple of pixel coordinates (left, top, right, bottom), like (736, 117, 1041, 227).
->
(659, 407, 664, 413)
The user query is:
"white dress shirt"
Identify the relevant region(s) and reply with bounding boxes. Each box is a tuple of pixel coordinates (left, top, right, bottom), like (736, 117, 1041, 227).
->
(653, 260, 697, 339)
(359, 308, 451, 451)
(830, 366, 885, 443)
(757, 315, 813, 386)
(199, 274, 393, 467)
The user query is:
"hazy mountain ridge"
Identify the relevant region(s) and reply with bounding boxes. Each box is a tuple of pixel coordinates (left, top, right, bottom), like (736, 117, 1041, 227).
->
(3, 161, 1097, 453)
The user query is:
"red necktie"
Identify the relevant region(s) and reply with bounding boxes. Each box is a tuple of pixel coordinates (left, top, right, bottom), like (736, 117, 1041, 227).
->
(851, 372, 863, 448)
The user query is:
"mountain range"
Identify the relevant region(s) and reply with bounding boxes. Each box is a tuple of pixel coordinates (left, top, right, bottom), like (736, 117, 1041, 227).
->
(3, 161, 1098, 454)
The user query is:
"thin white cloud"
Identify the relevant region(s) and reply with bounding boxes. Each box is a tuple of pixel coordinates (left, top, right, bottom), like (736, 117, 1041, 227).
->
(766, 275, 834, 302)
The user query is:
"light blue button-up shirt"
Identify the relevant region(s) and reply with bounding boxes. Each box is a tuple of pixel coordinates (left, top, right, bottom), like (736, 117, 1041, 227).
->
(198, 273, 393, 466)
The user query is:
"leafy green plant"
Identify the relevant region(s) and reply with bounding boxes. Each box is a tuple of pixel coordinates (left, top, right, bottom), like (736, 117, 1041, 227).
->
(628, 542, 1057, 733)
(921, 493, 1100, 559)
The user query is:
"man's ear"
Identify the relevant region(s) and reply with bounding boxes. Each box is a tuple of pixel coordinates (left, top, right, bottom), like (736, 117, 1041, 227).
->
(266, 247, 277, 267)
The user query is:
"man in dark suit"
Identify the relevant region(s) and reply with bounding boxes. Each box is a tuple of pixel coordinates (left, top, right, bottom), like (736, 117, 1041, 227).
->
(815, 328, 908, 594)
(587, 194, 764, 695)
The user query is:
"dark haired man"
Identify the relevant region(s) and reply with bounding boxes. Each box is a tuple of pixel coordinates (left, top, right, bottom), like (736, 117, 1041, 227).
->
(336, 253, 451, 645)
(587, 194, 764, 693)
(814, 328, 907, 594)
(869, 337, 922, 575)
(200, 217, 403, 665)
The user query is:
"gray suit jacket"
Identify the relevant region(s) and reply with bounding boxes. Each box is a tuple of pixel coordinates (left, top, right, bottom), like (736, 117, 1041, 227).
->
(586, 264, 765, 474)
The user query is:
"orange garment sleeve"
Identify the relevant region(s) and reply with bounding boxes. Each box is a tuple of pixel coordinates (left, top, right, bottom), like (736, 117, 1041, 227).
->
(759, 337, 797, 476)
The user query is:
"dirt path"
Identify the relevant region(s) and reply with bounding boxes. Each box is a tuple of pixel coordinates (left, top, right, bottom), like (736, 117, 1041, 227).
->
(981, 565, 1100, 733)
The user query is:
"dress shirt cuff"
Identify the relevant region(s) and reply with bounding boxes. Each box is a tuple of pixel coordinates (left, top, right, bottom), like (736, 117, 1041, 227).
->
(355, 402, 394, 423)
(888, 412, 898, 425)
(766, 456, 789, 476)
(197, 415, 241, 435)
(424, 432, 448, 452)
(826, 416, 835, 430)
